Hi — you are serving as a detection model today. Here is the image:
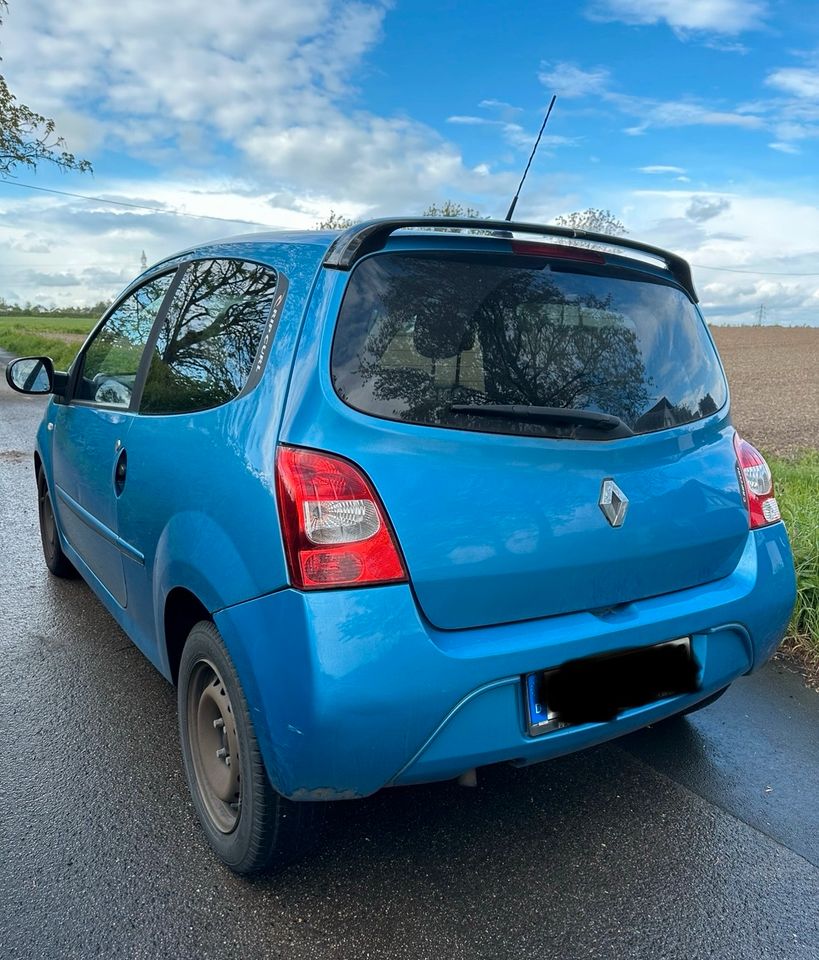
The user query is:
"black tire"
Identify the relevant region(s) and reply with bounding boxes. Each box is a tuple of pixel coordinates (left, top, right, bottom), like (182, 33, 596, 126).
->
(178, 620, 324, 874)
(37, 468, 78, 579)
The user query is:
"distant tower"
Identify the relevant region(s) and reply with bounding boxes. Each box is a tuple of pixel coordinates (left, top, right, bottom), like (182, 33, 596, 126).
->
(140, 250, 147, 271)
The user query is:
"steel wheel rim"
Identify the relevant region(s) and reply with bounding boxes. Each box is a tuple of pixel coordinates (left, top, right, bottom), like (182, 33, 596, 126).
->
(187, 659, 242, 834)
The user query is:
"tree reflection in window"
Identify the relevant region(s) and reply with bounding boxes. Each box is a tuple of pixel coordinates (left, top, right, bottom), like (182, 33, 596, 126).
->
(79, 273, 174, 406)
(140, 259, 277, 414)
(332, 252, 727, 438)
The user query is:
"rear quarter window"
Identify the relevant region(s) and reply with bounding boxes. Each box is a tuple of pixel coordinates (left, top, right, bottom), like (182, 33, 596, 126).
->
(330, 251, 727, 439)
(140, 258, 280, 415)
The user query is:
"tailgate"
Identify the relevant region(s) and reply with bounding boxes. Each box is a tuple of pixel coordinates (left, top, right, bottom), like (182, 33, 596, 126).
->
(291, 242, 749, 630)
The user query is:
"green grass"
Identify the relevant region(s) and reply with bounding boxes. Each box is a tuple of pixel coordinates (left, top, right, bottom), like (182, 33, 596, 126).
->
(0, 316, 96, 334)
(769, 451, 819, 668)
(0, 316, 95, 369)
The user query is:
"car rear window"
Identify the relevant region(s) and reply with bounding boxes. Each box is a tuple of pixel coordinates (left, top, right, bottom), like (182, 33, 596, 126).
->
(330, 250, 727, 439)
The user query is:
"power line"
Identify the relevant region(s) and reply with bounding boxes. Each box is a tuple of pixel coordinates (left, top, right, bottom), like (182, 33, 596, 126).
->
(0, 179, 281, 229)
(690, 262, 819, 277)
(4, 179, 819, 277)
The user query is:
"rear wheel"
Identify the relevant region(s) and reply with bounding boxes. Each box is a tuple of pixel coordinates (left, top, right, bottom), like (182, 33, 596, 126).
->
(178, 621, 323, 874)
(37, 468, 77, 578)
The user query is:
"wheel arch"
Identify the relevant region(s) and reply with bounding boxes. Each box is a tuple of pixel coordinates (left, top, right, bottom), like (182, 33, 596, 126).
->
(33, 449, 46, 496)
(164, 586, 212, 685)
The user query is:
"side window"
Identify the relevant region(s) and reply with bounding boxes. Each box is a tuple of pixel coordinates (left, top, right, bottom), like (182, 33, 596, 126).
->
(76, 273, 175, 407)
(139, 259, 279, 414)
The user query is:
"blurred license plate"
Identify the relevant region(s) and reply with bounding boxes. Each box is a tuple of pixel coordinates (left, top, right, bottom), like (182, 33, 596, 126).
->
(525, 638, 698, 736)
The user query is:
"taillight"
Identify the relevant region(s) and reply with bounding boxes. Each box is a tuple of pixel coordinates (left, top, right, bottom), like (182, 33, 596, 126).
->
(275, 446, 407, 590)
(733, 434, 781, 529)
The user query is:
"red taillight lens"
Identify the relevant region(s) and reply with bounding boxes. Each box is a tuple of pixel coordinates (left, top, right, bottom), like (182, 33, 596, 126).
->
(733, 434, 781, 529)
(275, 446, 407, 590)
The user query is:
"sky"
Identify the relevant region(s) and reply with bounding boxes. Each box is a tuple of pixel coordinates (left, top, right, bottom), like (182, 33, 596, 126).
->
(2, 0, 819, 324)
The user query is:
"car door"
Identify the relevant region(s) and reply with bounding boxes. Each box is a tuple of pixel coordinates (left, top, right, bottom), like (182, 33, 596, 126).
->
(51, 271, 178, 607)
(116, 258, 284, 654)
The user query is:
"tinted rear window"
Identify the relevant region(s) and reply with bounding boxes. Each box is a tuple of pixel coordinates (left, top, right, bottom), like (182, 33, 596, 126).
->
(331, 251, 727, 439)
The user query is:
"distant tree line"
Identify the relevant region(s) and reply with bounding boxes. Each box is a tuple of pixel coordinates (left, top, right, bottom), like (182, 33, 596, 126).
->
(0, 298, 111, 318)
(315, 203, 626, 235)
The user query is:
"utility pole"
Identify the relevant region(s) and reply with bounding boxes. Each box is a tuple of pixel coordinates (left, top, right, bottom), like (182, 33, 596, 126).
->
(140, 250, 147, 271)
(757, 303, 766, 326)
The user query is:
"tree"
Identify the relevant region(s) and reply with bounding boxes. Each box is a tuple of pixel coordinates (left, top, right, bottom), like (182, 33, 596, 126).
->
(422, 200, 484, 220)
(422, 200, 492, 234)
(314, 210, 355, 230)
(554, 208, 627, 236)
(0, 1, 91, 177)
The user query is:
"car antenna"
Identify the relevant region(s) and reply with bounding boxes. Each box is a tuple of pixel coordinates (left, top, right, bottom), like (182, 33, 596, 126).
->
(504, 94, 557, 222)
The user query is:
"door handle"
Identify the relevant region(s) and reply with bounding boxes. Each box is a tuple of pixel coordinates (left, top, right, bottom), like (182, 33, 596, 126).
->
(114, 448, 128, 497)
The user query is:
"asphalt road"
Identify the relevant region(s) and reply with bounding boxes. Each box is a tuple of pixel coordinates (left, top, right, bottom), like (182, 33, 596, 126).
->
(1, 365, 817, 960)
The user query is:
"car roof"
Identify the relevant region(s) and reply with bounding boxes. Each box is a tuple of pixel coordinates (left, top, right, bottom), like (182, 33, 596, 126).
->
(150, 229, 341, 269)
(141, 219, 697, 303)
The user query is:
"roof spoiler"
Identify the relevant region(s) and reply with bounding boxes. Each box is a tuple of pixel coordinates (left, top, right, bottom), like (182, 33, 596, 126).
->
(322, 217, 698, 302)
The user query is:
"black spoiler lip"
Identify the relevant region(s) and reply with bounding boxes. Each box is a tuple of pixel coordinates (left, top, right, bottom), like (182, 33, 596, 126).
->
(322, 217, 698, 302)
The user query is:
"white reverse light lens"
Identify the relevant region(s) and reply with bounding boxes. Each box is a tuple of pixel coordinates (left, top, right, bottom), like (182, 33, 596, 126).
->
(761, 497, 781, 523)
(303, 499, 380, 544)
(742, 462, 773, 497)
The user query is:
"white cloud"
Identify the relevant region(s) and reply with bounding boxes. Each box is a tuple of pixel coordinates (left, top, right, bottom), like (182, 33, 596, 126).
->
(446, 114, 577, 152)
(448, 116, 492, 126)
(538, 63, 611, 98)
(0, 0, 514, 212)
(640, 165, 688, 175)
(704, 38, 750, 53)
(0, 178, 295, 306)
(629, 189, 819, 324)
(478, 99, 524, 122)
(0, 0, 815, 328)
(586, 0, 767, 35)
(734, 66, 819, 146)
(0, 0, 539, 303)
(538, 63, 764, 135)
(766, 66, 819, 99)
(622, 99, 763, 134)
(769, 141, 800, 154)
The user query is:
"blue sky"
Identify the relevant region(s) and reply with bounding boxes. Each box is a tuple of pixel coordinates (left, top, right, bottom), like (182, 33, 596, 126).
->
(2, 0, 819, 323)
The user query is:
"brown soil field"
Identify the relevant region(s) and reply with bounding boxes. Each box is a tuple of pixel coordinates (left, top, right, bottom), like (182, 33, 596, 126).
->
(710, 325, 819, 456)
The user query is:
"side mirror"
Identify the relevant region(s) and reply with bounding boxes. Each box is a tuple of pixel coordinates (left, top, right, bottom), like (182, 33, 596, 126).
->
(6, 356, 56, 395)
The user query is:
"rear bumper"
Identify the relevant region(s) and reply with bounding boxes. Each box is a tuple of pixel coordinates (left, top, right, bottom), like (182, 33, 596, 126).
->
(214, 524, 795, 800)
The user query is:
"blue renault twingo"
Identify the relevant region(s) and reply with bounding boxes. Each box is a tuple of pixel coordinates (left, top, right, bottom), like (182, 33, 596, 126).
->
(7, 218, 796, 874)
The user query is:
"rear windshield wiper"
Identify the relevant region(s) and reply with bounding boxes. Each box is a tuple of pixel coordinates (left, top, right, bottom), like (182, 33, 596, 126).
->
(449, 404, 634, 437)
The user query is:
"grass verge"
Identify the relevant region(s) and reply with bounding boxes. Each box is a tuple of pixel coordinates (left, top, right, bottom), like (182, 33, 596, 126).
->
(769, 451, 819, 680)
(0, 317, 94, 370)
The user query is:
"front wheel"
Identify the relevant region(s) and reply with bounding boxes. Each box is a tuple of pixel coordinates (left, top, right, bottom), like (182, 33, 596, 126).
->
(37, 468, 78, 579)
(178, 621, 323, 874)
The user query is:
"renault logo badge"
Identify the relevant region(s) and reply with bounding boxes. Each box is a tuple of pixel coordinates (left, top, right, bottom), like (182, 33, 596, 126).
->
(599, 478, 629, 527)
